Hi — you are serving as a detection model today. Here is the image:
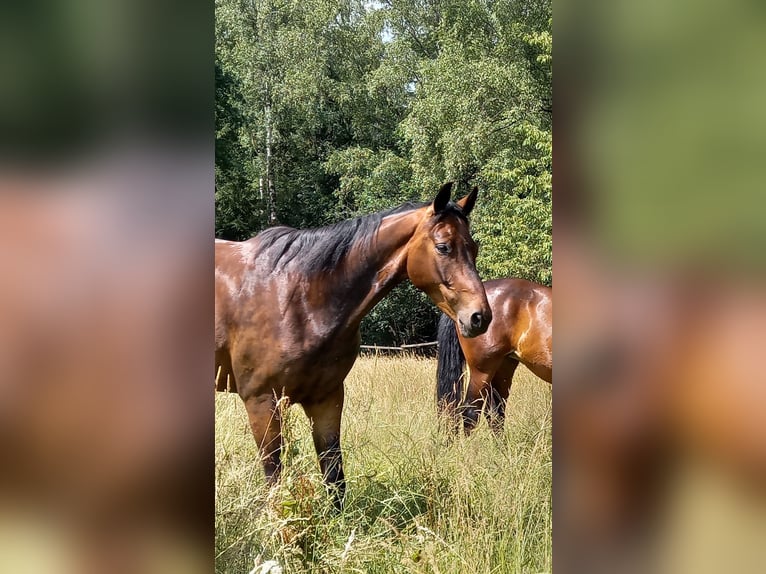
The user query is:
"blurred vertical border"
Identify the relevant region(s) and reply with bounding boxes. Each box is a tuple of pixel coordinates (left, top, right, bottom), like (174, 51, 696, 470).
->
(556, 0, 766, 572)
(0, 1, 213, 573)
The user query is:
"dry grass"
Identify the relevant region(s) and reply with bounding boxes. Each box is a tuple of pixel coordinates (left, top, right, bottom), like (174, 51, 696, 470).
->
(216, 355, 551, 573)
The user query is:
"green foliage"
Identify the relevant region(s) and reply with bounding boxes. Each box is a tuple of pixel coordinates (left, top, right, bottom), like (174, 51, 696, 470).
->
(360, 283, 437, 346)
(215, 63, 269, 240)
(325, 147, 415, 218)
(475, 121, 552, 285)
(215, 0, 552, 342)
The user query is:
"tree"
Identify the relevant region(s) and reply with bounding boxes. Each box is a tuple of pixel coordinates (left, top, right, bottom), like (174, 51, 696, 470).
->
(215, 0, 552, 343)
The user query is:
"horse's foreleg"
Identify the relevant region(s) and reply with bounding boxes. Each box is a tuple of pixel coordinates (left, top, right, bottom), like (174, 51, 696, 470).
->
(485, 358, 519, 435)
(244, 393, 283, 484)
(215, 348, 236, 392)
(303, 388, 345, 509)
(463, 369, 493, 434)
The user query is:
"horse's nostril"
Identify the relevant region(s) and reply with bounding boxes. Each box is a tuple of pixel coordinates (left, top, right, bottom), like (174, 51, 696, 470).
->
(470, 312, 483, 329)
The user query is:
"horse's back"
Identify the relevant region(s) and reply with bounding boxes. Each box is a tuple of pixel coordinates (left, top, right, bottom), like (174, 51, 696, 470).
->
(482, 278, 550, 330)
(485, 277, 550, 306)
(486, 278, 552, 381)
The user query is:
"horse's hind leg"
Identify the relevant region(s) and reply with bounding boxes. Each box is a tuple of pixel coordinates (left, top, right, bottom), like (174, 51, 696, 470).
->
(485, 358, 519, 435)
(303, 387, 345, 509)
(244, 393, 283, 484)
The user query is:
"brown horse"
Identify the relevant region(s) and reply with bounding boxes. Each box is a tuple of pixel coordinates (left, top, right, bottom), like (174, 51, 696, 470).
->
(436, 278, 552, 434)
(215, 183, 491, 506)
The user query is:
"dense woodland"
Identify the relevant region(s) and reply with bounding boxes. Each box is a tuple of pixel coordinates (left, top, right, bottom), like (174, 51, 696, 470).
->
(215, 0, 551, 345)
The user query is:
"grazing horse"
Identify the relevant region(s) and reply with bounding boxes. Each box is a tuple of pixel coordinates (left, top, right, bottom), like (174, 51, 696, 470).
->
(436, 278, 552, 434)
(215, 183, 491, 506)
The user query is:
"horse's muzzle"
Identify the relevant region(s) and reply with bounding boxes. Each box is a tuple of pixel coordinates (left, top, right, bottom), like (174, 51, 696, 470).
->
(459, 309, 491, 338)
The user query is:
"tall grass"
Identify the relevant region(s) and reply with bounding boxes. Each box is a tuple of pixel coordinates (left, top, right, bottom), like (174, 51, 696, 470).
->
(216, 355, 551, 573)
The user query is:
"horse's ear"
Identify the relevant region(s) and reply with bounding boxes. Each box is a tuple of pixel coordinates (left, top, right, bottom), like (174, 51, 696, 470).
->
(432, 182, 453, 214)
(456, 186, 478, 217)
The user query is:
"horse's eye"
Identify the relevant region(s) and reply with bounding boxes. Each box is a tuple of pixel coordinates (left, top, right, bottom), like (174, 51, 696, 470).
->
(435, 243, 451, 254)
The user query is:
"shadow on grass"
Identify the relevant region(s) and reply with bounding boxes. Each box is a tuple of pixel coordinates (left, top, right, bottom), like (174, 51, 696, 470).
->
(345, 470, 452, 535)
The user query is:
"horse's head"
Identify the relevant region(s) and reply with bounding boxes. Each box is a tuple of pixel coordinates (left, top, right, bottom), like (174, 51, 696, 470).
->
(407, 182, 492, 337)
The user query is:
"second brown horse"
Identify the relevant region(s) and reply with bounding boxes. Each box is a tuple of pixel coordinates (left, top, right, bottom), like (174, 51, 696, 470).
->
(436, 278, 552, 433)
(215, 183, 491, 507)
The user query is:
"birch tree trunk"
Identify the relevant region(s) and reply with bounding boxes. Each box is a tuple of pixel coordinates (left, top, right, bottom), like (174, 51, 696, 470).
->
(264, 101, 276, 224)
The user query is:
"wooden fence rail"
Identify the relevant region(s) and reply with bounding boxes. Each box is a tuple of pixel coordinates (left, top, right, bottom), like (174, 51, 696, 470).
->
(359, 341, 438, 354)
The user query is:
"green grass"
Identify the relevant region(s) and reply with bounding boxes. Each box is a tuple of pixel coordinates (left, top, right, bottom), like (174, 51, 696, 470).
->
(216, 355, 551, 574)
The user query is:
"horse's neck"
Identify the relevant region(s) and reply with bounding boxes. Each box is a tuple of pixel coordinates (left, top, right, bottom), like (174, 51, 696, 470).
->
(331, 208, 423, 330)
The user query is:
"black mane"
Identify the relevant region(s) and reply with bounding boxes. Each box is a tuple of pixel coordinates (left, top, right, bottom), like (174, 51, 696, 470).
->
(255, 200, 468, 276)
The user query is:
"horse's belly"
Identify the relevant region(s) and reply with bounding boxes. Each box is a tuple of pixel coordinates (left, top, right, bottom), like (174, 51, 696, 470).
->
(230, 330, 359, 406)
(289, 352, 358, 405)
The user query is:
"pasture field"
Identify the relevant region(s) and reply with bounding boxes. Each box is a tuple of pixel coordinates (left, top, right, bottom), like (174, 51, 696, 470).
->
(216, 355, 551, 574)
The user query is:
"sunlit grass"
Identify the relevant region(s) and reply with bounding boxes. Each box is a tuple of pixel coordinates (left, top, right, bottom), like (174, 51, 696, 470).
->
(216, 355, 551, 574)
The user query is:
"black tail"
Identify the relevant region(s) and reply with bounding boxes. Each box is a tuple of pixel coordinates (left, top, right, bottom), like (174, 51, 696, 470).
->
(436, 313, 466, 415)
